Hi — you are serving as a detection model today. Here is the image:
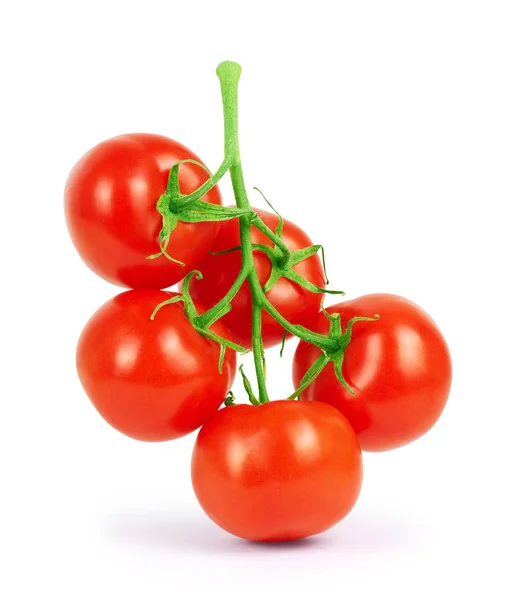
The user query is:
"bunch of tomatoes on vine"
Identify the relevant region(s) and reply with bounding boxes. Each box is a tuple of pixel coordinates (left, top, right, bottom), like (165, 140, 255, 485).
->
(65, 62, 452, 542)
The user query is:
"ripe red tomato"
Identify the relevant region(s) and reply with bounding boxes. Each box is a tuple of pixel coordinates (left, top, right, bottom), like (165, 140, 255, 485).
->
(192, 400, 362, 541)
(65, 133, 222, 289)
(185, 207, 325, 349)
(76, 289, 236, 442)
(293, 294, 452, 451)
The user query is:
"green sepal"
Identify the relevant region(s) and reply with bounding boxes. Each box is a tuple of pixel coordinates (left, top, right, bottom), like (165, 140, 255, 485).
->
(283, 268, 344, 296)
(332, 353, 354, 395)
(254, 187, 284, 237)
(289, 313, 380, 399)
(178, 270, 248, 354)
(152, 168, 250, 265)
(166, 159, 213, 199)
(263, 264, 283, 293)
(224, 391, 235, 407)
(288, 352, 330, 400)
(178, 205, 252, 223)
(193, 322, 247, 354)
(149, 296, 184, 321)
(279, 330, 287, 358)
(218, 344, 226, 374)
(286, 244, 322, 266)
(342, 314, 380, 342)
(167, 163, 182, 198)
(262, 244, 344, 295)
(210, 243, 275, 258)
(239, 365, 260, 406)
(209, 245, 242, 256)
(192, 200, 249, 215)
(146, 202, 184, 265)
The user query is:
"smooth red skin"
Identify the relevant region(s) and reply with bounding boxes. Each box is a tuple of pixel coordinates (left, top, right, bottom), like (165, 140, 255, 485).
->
(192, 401, 362, 542)
(185, 207, 325, 349)
(293, 294, 452, 451)
(76, 289, 236, 442)
(65, 133, 222, 289)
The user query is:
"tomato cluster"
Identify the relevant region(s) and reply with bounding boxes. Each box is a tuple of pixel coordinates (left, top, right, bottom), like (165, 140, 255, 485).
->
(65, 62, 452, 543)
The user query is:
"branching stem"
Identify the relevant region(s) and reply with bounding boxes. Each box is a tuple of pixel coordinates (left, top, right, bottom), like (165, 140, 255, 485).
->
(155, 61, 368, 404)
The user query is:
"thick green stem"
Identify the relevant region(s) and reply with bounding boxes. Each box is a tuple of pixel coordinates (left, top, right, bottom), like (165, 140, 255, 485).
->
(217, 61, 241, 166)
(170, 63, 241, 213)
(217, 62, 269, 403)
(251, 295, 269, 404)
(212, 61, 342, 402)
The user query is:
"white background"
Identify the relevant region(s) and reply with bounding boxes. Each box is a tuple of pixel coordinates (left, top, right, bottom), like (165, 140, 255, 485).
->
(1, 1, 508, 598)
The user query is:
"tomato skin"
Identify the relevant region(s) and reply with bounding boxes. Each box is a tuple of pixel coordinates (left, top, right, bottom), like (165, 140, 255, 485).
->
(192, 400, 362, 541)
(293, 294, 452, 451)
(185, 207, 325, 349)
(65, 133, 222, 289)
(76, 289, 236, 442)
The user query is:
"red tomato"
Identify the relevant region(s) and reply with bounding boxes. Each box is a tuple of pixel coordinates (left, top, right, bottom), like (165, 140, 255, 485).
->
(192, 400, 362, 541)
(293, 294, 452, 451)
(76, 289, 236, 442)
(185, 207, 325, 349)
(65, 133, 222, 289)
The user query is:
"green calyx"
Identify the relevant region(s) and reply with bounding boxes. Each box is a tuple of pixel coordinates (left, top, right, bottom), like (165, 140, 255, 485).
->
(249, 188, 343, 295)
(147, 158, 252, 264)
(290, 309, 380, 399)
(224, 391, 236, 406)
(258, 242, 344, 295)
(150, 270, 248, 375)
(239, 365, 261, 406)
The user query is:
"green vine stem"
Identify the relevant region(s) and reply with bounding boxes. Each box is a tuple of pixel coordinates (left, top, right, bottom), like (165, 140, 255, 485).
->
(196, 63, 338, 353)
(152, 61, 376, 405)
(215, 61, 270, 403)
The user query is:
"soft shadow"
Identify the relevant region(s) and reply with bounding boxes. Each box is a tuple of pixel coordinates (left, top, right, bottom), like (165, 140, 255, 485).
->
(104, 508, 418, 555)
(331, 510, 419, 551)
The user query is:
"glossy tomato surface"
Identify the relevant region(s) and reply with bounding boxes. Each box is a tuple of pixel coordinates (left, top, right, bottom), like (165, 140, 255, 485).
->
(185, 207, 325, 349)
(65, 133, 222, 289)
(293, 294, 452, 451)
(76, 289, 236, 441)
(192, 400, 362, 541)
